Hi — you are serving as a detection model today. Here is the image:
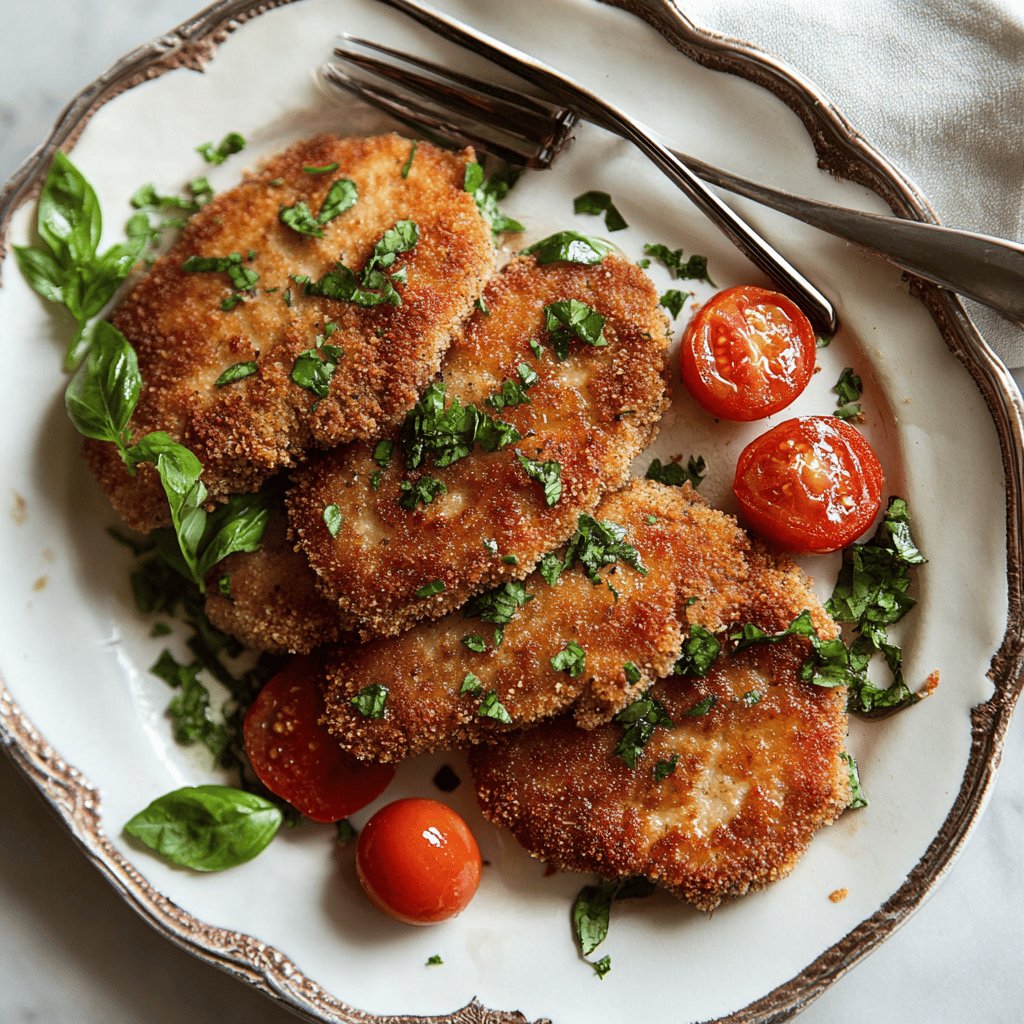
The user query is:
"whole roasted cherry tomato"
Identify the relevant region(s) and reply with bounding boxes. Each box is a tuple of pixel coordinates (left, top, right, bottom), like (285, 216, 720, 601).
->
(733, 416, 884, 553)
(244, 657, 395, 823)
(681, 285, 815, 420)
(356, 798, 482, 925)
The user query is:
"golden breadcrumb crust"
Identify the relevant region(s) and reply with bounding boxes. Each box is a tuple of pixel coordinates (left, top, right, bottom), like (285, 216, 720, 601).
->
(85, 134, 493, 531)
(288, 253, 670, 640)
(470, 568, 849, 912)
(319, 479, 823, 763)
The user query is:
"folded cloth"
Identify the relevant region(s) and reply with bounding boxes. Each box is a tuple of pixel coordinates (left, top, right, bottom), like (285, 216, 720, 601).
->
(682, 0, 1024, 368)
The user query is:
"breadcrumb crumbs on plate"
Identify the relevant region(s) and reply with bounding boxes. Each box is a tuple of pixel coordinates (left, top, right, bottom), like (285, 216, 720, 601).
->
(829, 888, 849, 903)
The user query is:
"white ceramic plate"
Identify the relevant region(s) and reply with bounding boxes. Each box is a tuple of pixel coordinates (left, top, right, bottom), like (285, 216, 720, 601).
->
(2, 1, 1022, 1022)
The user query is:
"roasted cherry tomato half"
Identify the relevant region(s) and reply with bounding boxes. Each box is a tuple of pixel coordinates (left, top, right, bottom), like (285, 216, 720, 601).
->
(733, 416, 884, 553)
(244, 657, 395, 823)
(681, 285, 816, 421)
(356, 798, 482, 925)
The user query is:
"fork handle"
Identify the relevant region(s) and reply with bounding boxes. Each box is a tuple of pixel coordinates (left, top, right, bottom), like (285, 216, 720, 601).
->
(378, 0, 839, 336)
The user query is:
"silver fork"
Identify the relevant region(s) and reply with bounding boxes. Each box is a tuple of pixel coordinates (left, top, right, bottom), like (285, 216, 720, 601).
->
(330, 0, 839, 336)
(326, 0, 1024, 327)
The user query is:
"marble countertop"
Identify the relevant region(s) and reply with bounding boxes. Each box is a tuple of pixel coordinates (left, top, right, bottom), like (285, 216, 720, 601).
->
(2, 2, 1022, 1022)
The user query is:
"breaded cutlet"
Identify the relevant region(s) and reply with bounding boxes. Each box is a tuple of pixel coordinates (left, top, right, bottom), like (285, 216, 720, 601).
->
(320, 480, 789, 763)
(288, 252, 670, 640)
(470, 569, 849, 912)
(85, 134, 494, 532)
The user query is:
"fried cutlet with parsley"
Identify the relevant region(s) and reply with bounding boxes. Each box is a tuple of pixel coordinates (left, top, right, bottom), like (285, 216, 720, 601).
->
(85, 133, 494, 532)
(469, 561, 849, 912)
(287, 252, 670, 641)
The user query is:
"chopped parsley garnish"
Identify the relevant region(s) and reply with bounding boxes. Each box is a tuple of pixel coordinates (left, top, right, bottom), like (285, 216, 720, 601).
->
(182, 251, 259, 310)
(323, 504, 343, 537)
(279, 177, 358, 238)
(841, 751, 868, 808)
(541, 514, 647, 589)
(642, 242, 715, 284)
(517, 452, 562, 506)
(401, 140, 418, 179)
(529, 338, 544, 359)
(426, 954, 444, 967)
(401, 380, 521, 470)
(373, 439, 395, 467)
(477, 690, 513, 723)
(305, 220, 419, 307)
(214, 361, 258, 387)
(465, 581, 533, 628)
(502, 554, 518, 565)
(303, 161, 340, 174)
(673, 624, 721, 677)
(743, 690, 762, 707)
(522, 230, 613, 266)
(475, 296, 490, 316)
(653, 754, 679, 781)
(613, 690, 674, 768)
(350, 684, 388, 718)
(460, 672, 482, 695)
(217, 574, 232, 599)
(461, 634, 487, 653)
(684, 694, 717, 717)
(823, 497, 927, 714)
(468, 164, 524, 239)
(624, 662, 642, 685)
(398, 474, 447, 510)
(542, 299, 607, 359)
(415, 579, 446, 598)
(196, 132, 246, 165)
(658, 289, 689, 318)
(833, 367, 864, 420)
(464, 161, 485, 193)
(550, 641, 586, 678)
(486, 363, 538, 410)
(572, 876, 655, 977)
(573, 190, 628, 232)
(290, 344, 342, 398)
(645, 455, 706, 489)
(150, 650, 229, 760)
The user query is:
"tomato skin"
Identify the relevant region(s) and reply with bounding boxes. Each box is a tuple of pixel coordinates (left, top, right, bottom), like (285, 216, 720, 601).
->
(681, 286, 815, 421)
(244, 658, 395, 823)
(733, 416, 884, 553)
(356, 798, 482, 925)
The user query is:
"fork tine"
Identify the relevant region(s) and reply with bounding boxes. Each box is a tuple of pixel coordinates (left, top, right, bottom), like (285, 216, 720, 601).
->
(321, 62, 553, 167)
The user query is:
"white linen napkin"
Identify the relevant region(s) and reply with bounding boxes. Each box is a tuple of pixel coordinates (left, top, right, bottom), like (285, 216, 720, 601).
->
(680, 0, 1024, 369)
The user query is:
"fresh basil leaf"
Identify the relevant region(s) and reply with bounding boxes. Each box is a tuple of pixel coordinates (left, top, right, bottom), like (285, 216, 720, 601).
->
(573, 190, 628, 232)
(64, 320, 141, 456)
(195, 492, 271, 578)
(373, 439, 395, 468)
(564, 513, 646, 586)
(551, 640, 586, 678)
(462, 634, 487, 653)
(214, 361, 258, 387)
(517, 452, 562, 506)
(196, 132, 246, 165)
(624, 662, 642, 685)
(400, 140, 418, 179)
(573, 880, 617, 957)
(291, 344, 342, 398)
(743, 690, 762, 707)
(12, 244, 66, 304)
(351, 684, 388, 718)
(465, 581, 533, 626)
(303, 161, 339, 175)
(642, 242, 715, 284)
(658, 289, 689, 318)
(426, 954, 444, 966)
(124, 784, 281, 871)
(673, 624, 721, 677)
(37, 151, 101, 266)
(470, 165, 523, 239)
(645, 455, 706, 489)
(279, 200, 324, 237)
(840, 751, 868, 809)
(684, 694, 717, 717)
(477, 690, 512, 723)
(153, 651, 229, 758)
(336, 819, 358, 845)
(539, 552, 565, 586)
(323, 503, 343, 537)
(306, 263, 389, 306)
(464, 161, 485, 193)
(416, 579, 446, 598)
(542, 299, 607, 359)
(460, 672, 482, 695)
(522, 230, 613, 266)
(486, 363, 538, 410)
(613, 690, 674, 768)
